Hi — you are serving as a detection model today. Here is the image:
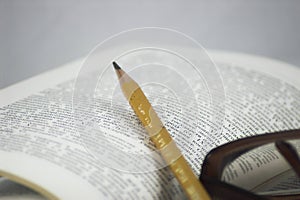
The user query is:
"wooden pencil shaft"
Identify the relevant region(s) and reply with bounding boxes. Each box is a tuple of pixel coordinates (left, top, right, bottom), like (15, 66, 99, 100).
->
(114, 63, 211, 200)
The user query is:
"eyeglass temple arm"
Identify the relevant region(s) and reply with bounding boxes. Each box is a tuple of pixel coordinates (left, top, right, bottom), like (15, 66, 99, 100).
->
(275, 141, 300, 178)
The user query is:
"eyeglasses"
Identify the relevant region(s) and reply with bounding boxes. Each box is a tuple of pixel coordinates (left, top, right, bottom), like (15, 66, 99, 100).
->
(199, 129, 300, 200)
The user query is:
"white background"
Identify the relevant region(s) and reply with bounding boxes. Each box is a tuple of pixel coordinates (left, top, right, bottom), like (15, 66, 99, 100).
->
(1, 0, 300, 89)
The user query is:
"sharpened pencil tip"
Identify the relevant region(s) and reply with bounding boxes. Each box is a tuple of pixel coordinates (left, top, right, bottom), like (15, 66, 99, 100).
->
(112, 61, 121, 70)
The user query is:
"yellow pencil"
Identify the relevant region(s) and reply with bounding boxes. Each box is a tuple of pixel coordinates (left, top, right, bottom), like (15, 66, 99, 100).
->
(113, 62, 211, 200)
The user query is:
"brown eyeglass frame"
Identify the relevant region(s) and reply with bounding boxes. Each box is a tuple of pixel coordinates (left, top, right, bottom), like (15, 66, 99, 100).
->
(199, 129, 300, 200)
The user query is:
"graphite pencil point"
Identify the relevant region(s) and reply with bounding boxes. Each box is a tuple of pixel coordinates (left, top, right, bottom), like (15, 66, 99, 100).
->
(112, 61, 121, 70)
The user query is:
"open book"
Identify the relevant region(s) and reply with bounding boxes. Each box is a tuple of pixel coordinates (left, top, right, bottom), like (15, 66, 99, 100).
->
(0, 50, 299, 199)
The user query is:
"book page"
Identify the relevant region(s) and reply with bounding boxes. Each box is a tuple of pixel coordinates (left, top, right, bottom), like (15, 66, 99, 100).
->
(252, 168, 300, 195)
(212, 51, 300, 192)
(0, 50, 299, 199)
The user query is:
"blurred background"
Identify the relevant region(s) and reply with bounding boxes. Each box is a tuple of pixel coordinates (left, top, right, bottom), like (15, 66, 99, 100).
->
(0, 0, 299, 89)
